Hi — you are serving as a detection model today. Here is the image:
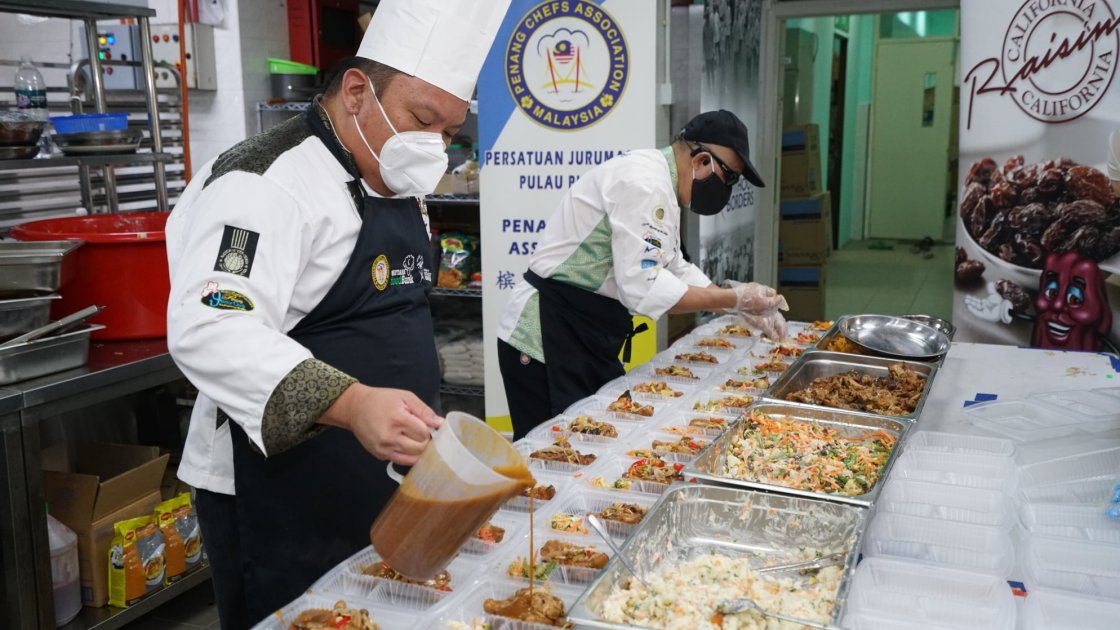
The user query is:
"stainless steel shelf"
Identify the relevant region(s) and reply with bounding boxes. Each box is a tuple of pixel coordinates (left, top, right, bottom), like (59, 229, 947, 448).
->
(440, 382, 484, 397)
(0, 152, 176, 172)
(9, 339, 179, 419)
(0, 0, 155, 19)
(59, 565, 211, 630)
(430, 286, 482, 298)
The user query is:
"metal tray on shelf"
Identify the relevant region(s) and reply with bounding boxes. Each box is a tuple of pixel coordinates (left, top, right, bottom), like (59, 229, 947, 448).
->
(569, 483, 868, 629)
(839, 314, 950, 360)
(0, 240, 83, 296)
(0, 324, 104, 385)
(685, 401, 909, 507)
(0, 294, 59, 339)
(765, 350, 938, 422)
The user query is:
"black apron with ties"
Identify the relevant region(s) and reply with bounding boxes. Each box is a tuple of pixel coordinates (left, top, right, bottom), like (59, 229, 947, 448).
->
(226, 108, 440, 624)
(524, 270, 648, 416)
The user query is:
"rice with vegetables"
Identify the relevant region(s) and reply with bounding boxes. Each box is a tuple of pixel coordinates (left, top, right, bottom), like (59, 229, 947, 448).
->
(600, 553, 842, 629)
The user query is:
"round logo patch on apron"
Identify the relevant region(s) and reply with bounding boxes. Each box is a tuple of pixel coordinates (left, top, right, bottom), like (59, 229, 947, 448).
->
(371, 254, 390, 291)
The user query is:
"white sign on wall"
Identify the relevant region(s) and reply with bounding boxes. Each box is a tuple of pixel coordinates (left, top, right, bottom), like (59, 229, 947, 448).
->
(478, 0, 658, 426)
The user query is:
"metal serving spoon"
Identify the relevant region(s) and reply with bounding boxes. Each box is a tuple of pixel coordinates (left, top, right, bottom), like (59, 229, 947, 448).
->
(715, 597, 844, 629)
(585, 513, 651, 588)
(755, 551, 846, 575)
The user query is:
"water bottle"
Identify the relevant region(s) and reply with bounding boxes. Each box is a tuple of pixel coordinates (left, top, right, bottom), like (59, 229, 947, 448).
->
(14, 56, 48, 117)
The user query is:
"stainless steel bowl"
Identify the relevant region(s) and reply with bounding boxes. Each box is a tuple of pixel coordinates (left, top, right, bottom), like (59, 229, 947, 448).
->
(839, 314, 950, 359)
(54, 128, 143, 155)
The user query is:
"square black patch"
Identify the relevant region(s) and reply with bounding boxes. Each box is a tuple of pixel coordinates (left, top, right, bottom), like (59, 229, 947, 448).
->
(213, 225, 259, 277)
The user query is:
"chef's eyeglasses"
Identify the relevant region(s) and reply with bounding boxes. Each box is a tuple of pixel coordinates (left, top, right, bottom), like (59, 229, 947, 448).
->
(688, 142, 740, 187)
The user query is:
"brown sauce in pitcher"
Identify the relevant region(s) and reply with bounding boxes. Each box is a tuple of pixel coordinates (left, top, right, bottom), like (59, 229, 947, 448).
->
(370, 464, 534, 581)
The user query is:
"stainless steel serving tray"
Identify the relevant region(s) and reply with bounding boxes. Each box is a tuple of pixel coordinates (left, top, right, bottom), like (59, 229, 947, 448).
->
(815, 316, 944, 364)
(568, 483, 868, 629)
(0, 324, 103, 385)
(0, 294, 59, 340)
(685, 401, 909, 507)
(839, 314, 950, 360)
(766, 350, 938, 422)
(0, 240, 83, 296)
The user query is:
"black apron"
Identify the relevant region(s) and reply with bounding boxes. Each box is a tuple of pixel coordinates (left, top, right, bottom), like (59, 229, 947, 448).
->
(524, 270, 647, 415)
(227, 108, 440, 623)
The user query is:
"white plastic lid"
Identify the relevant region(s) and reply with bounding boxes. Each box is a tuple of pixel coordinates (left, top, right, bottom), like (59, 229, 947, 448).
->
(905, 429, 1015, 458)
(1018, 445, 1120, 488)
(963, 399, 1085, 442)
(1027, 390, 1120, 429)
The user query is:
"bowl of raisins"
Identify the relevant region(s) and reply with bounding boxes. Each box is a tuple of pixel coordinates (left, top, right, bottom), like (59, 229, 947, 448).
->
(957, 155, 1120, 287)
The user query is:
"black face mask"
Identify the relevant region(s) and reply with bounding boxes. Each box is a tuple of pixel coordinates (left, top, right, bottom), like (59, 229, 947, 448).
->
(688, 169, 733, 216)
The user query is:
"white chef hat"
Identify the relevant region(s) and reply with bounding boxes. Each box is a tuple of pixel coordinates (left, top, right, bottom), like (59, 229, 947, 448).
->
(356, 0, 512, 102)
(1109, 129, 1120, 182)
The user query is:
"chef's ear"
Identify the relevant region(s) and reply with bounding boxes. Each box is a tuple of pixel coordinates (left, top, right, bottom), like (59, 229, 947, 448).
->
(691, 151, 712, 171)
(340, 68, 371, 115)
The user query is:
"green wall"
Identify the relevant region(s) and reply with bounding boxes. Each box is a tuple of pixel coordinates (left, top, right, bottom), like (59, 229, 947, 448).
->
(838, 15, 874, 248)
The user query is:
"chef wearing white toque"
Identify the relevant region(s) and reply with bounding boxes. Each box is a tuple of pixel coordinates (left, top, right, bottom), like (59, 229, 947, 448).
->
(164, 1, 511, 626)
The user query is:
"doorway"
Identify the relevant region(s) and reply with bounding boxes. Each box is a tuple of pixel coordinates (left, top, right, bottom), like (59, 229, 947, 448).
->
(766, 2, 961, 321)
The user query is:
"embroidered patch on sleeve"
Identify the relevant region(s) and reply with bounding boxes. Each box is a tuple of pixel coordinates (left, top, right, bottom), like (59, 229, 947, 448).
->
(213, 225, 259, 276)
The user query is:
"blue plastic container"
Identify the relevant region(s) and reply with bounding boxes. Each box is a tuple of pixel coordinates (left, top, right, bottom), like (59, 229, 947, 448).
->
(49, 113, 128, 134)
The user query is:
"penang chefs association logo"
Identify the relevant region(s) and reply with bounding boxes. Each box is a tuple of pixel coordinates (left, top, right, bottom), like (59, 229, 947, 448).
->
(964, 0, 1119, 126)
(371, 254, 390, 291)
(506, 0, 629, 130)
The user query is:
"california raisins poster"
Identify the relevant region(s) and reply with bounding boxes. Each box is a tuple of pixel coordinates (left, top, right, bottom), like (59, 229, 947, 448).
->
(954, 0, 1120, 353)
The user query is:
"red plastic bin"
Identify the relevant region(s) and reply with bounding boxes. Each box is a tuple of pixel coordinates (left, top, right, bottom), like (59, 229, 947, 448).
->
(10, 212, 170, 340)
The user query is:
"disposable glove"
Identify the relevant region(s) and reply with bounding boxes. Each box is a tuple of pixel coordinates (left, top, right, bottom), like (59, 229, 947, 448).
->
(1107, 481, 1120, 520)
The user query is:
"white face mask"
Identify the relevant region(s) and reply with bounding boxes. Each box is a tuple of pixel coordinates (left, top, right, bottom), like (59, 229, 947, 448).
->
(352, 78, 449, 196)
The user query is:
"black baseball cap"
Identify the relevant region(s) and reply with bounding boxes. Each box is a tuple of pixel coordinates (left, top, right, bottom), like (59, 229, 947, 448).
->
(681, 110, 766, 188)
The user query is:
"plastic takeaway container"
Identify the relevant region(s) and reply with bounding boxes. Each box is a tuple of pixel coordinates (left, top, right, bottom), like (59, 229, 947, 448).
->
(1021, 587, 1120, 630)
(878, 479, 1015, 531)
(862, 512, 1016, 576)
(47, 512, 81, 626)
(1020, 534, 1120, 599)
(844, 556, 1015, 630)
(10, 212, 169, 340)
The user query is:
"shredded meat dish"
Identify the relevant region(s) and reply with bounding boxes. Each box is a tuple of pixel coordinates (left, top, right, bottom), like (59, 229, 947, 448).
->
(654, 364, 700, 379)
(566, 416, 618, 437)
(530, 438, 597, 466)
(783, 364, 924, 416)
(596, 502, 648, 525)
(675, 351, 720, 364)
(363, 562, 452, 591)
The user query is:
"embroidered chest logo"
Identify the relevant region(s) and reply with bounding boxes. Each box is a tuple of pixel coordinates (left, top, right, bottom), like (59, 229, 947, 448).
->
(372, 254, 390, 291)
(213, 225, 259, 277)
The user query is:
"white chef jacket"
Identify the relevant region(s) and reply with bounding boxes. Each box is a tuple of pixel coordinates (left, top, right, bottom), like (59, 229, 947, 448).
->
(497, 148, 711, 362)
(166, 114, 425, 496)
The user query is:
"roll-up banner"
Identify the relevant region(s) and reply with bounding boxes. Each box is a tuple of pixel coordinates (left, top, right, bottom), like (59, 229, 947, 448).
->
(478, 0, 658, 429)
(954, 0, 1120, 354)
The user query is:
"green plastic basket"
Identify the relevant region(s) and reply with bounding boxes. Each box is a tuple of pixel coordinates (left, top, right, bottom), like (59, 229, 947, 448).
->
(268, 58, 318, 75)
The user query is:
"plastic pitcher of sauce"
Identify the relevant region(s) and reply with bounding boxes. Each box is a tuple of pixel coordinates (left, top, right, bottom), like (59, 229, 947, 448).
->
(370, 411, 533, 580)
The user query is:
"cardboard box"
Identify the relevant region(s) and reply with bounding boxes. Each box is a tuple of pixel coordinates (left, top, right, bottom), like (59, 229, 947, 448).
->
(779, 193, 832, 264)
(780, 149, 822, 198)
(781, 124, 820, 154)
(42, 442, 169, 607)
(778, 264, 827, 322)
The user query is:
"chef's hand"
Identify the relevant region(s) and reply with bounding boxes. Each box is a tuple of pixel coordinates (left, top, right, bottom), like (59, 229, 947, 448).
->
(1107, 481, 1120, 520)
(742, 311, 788, 341)
(727, 281, 785, 315)
(322, 384, 442, 466)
